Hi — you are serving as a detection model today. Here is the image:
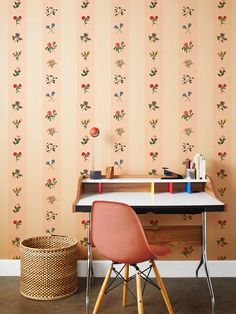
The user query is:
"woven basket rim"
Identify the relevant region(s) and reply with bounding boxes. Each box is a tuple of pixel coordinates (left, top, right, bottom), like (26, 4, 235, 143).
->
(20, 235, 78, 251)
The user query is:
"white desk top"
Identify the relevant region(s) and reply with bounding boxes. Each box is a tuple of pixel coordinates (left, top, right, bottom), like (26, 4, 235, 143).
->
(82, 178, 207, 183)
(76, 192, 224, 211)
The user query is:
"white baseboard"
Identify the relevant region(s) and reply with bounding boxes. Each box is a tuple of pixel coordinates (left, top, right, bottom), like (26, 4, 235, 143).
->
(1, 259, 236, 277)
(0, 260, 21, 276)
(77, 260, 236, 278)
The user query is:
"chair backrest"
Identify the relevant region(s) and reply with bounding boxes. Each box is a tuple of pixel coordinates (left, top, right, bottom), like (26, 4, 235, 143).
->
(91, 201, 155, 264)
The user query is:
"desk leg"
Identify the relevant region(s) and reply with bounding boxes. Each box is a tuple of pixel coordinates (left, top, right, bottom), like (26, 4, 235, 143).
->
(86, 212, 92, 314)
(196, 211, 215, 314)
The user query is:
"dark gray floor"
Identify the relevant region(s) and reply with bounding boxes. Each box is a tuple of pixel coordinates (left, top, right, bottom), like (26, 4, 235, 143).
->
(0, 277, 236, 314)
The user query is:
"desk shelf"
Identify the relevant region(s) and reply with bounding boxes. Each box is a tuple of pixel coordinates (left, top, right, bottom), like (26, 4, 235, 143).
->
(72, 175, 214, 212)
(81, 177, 206, 194)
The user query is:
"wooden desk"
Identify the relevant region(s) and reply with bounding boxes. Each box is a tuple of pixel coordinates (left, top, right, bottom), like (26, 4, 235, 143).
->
(73, 176, 224, 314)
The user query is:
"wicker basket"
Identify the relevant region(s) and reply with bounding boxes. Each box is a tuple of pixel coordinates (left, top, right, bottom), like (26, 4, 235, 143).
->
(20, 236, 78, 300)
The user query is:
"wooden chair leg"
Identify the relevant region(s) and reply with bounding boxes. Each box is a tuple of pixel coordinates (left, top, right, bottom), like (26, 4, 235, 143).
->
(136, 269, 144, 314)
(151, 260, 174, 314)
(93, 264, 113, 314)
(122, 264, 129, 307)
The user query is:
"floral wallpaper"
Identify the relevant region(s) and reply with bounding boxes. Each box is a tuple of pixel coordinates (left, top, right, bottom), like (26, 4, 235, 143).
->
(0, 0, 235, 261)
(78, 0, 94, 178)
(178, 0, 198, 257)
(111, 1, 129, 174)
(77, 0, 95, 252)
(43, 1, 61, 237)
(8, 0, 26, 259)
(145, 0, 163, 175)
(213, 0, 231, 259)
(180, 1, 196, 158)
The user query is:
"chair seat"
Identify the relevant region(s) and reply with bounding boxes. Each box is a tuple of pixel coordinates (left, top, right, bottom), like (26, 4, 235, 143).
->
(149, 244, 171, 257)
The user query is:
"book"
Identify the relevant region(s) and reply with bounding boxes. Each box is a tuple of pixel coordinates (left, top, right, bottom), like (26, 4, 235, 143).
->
(194, 153, 206, 180)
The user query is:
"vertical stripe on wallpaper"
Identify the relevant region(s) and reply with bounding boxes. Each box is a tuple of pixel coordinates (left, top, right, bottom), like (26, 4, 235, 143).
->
(43, 1, 61, 236)
(8, 0, 27, 259)
(77, 0, 95, 258)
(179, 1, 198, 259)
(78, 0, 95, 179)
(179, 1, 197, 166)
(0, 0, 9, 258)
(111, 1, 129, 175)
(213, 0, 231, 259)
(145, 0, 163, 176)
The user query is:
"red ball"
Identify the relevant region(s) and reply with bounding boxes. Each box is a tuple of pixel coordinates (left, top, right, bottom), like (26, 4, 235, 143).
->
(90, 127, 100, 137)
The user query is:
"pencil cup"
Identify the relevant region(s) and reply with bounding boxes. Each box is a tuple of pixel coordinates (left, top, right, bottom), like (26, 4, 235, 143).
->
(185, 168, 196, 179)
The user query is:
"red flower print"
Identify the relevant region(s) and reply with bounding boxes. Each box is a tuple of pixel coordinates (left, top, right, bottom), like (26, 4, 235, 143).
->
(218, 16, 227, 25)
(13, 84, 22, 93)
(113, 110, 125, 121)
(82, 16, 90, 25)
(182, 110, 194, 121)
(81, 84, 90, 93)
(218, 152, 227, 161)
(13, 16, 22, 25)
(81, 219, 90, 229)
(114, 41, 125, 53)
(45, 41, 57, 53)
(81, 152, 90, 161)
(150, 219, 158, 227)
(182, 41, 194, 53)
(13, 219, 22, 229)
(150, 152, 158, 161)
(150, 16, 158, 25)
(218, 83, 227, 93)
(45, 178, 57, 189)
(13, 152, 22, 161)
(150, 83, 158, 93)
(218, 219, 226, 229)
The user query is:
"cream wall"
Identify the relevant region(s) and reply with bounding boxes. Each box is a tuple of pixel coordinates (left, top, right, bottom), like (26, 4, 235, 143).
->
(0, 0, 235, 260)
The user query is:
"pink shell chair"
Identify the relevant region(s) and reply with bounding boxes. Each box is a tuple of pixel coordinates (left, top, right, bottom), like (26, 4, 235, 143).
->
(91, 201, 173, 314)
